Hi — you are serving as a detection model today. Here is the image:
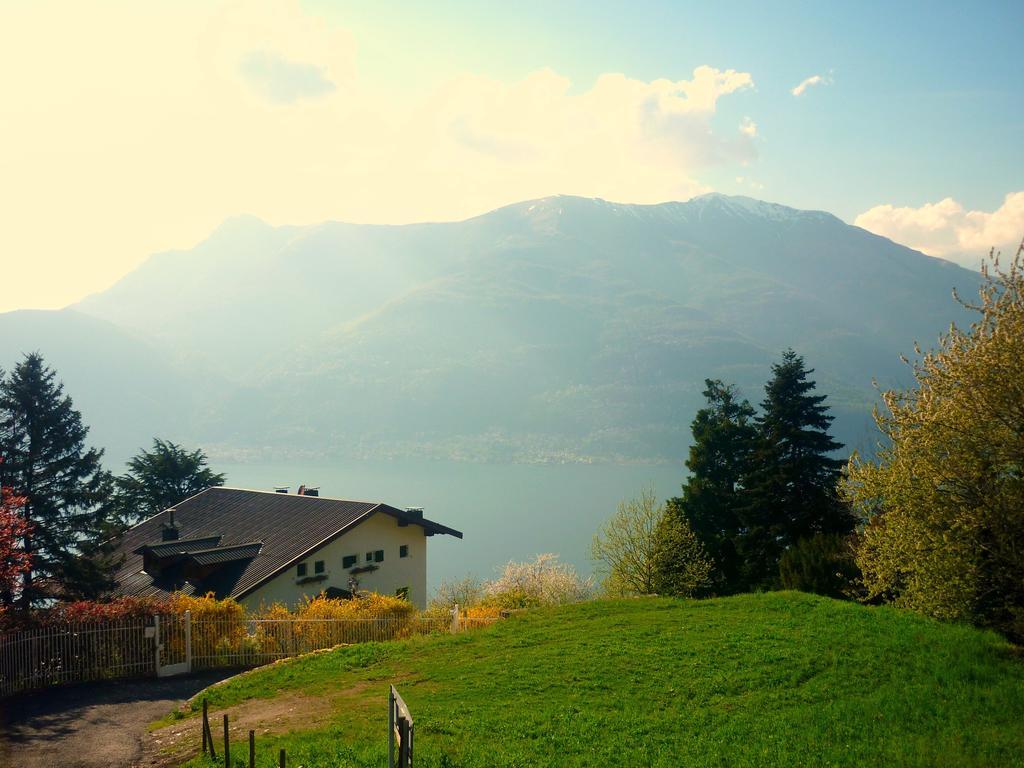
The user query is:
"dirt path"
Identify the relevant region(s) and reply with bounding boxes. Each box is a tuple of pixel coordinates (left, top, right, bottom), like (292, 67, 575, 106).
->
(140, 688, 346, 767)
(142, 679, 379, 767)
(0, 672, 234, 768)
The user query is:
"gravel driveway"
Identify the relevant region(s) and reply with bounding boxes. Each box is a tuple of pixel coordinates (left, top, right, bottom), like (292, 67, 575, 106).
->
(0, 672, 234, 768)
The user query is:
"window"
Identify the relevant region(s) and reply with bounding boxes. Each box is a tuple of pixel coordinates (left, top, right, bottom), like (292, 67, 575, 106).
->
(374, 549, 385, 563)
(296, 562, 307, 577)
(395, 586, 409, 600)
(399, 545, 409, 558)
(314, 560, 325, 574)
(366, 552, 373, 562)
(342, 554, 357, 568)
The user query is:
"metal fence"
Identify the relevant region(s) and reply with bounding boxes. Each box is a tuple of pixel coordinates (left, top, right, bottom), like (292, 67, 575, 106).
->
(0, 611, 500, 697)
(186, 614, 492, 670)
(0, 619, 153, 697)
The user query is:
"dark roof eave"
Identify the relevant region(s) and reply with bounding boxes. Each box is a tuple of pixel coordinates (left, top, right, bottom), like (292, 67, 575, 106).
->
(422, 520, 463, 538)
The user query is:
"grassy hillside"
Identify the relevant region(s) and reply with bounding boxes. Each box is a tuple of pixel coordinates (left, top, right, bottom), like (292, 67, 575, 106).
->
(178, 593, 1024, 767)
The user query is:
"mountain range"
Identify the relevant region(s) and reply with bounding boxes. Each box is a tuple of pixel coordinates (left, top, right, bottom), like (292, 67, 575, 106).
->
(0, 194, 978, 466)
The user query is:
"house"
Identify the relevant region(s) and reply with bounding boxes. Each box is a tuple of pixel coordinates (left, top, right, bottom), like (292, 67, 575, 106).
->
(110, 486, 462, 610)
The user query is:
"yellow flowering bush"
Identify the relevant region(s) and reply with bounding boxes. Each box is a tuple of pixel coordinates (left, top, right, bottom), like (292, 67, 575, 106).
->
(167, 593, 247, 661)
(249, 593, 418, 649)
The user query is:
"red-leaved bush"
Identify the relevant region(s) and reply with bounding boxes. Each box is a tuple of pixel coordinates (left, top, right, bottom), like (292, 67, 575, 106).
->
(43, 596, 173, 625)
(0, 486, 32, 601)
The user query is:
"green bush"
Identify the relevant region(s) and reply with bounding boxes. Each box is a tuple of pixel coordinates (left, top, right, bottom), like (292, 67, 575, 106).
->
(779, 533, 857, 598)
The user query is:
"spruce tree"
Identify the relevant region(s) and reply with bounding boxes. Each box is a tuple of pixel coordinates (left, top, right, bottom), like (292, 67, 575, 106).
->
(670, 380, 757, 593)
(0, 353, 115, 607)
(738, 349, 851, 589)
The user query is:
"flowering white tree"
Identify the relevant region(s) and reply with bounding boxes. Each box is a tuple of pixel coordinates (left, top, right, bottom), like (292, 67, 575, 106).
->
(486, 553, 593, 607)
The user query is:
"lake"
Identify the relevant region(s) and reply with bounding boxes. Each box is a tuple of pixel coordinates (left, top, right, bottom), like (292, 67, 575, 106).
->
(218, 459, 686, 595)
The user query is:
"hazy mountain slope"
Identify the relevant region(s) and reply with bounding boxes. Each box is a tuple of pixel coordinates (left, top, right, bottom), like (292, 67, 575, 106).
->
(68, 194, 977, 462)
(0, 310, 215, 464)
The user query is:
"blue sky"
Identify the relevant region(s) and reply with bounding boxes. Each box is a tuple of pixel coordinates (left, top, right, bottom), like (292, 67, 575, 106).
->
(1, 0, 1022, 311)
(310, 0, 1023, 219)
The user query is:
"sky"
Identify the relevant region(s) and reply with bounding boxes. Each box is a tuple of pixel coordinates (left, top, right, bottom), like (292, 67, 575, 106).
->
(1, 0, 1022, 312)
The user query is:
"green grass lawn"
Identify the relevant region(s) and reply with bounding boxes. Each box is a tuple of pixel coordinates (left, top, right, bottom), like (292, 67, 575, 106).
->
(177, 592, 1024, 767)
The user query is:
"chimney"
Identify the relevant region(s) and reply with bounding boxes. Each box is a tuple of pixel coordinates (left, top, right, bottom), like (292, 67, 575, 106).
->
(297, 484, 306, 496)
(162, 508, 180, 542)
(405, 507, 424, 519)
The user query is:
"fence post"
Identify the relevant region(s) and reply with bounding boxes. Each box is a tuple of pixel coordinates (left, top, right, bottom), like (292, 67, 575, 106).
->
(388, 686, 395, 768)
(154, 615, 162, 674)
(399, 716, 409, 766)
(249, 729, 255, 768)
(279, 748, 286, 767)
(184, 610, 193, 674)
(202, 699, 208, 755)
(223, 713, 230, 767)
(450, 604, 459, 634)
(205, 703, 216, 760)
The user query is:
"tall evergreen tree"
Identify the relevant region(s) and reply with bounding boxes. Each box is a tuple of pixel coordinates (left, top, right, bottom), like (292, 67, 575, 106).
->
(112, 438, 225, 527)
(738, 350, 852, 589)
(0, 353, 115, 607)
(669, 380, 757, 594)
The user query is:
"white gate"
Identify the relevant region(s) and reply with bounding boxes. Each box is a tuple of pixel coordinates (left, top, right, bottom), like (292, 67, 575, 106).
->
(154, 610, 192, 677)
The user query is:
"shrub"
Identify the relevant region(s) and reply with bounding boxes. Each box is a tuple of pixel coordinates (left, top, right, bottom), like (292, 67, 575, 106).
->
(254, 593, 419, 648)
(485, 554, 593, 608)
(427, 575, 486, 614)
(651, 504, 713, 598)
(168, 593, 246, 662)
(39, 595, 172, 625)
(591, 488, 663, 597)
(844, 245, 1024, 639)
(778, 533, 858, 599)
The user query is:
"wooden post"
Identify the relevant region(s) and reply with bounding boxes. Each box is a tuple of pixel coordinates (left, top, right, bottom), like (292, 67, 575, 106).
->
(206, 712, 216, 760)
(388, 686, 395, 768)
(450, 604, 459, 634)
(249, 729, 255, 768)
(202, 699, 208, 755)
(389, 685, 414, 767)
(279, 747, 286, 767)
(223, 713, 230, 767)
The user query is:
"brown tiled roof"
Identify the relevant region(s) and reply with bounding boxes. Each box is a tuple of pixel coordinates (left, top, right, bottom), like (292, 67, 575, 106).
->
(111, 487, 461, 600)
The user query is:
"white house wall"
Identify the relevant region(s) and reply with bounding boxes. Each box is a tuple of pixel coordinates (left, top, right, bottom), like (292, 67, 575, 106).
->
(239, 512, 428, 611)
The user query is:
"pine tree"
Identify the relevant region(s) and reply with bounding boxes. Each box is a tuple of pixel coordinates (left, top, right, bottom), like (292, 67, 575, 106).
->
(670, 380, 757, 593)
(112, 438, 225, 527)
(739, 350, 851, 589)
(0, 353, 115, 607)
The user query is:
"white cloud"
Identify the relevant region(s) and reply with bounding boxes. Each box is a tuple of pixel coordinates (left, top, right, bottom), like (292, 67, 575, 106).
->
(791, 74, 831, 97)
(854, 192, 1024, 268)
(0, 1, 757, 311)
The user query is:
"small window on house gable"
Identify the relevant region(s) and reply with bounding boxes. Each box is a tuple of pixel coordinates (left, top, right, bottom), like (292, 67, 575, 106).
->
(342, 554, 357, 568)
(314, 560, 325, 574)
(400, 545, 409, 558)
(297, 562, 307, 577)
(374, 549, 384, 563)
(366, 551, 373, 562)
